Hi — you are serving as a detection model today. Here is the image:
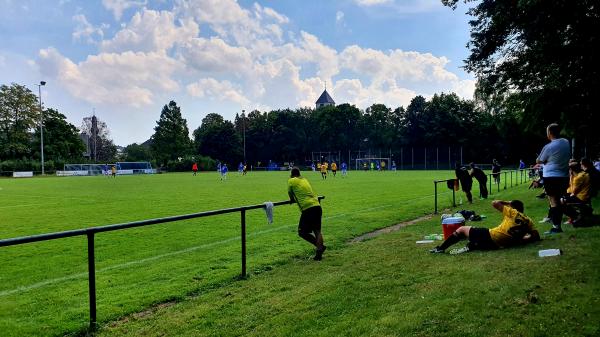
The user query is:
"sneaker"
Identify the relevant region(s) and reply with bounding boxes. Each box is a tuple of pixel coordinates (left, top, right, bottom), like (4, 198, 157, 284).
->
(449, 246, 470, 255)
(539, 217, 552, 224)
(313, 245, 327, 261)
(429, 247, 445, 254)
(544, 227, 563, 235)
(563, 218, 573, 225)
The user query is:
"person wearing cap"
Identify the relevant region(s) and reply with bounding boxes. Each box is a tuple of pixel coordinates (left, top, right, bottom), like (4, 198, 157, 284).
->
(430, 200, 540, 254)
(287, 167, 326, 260)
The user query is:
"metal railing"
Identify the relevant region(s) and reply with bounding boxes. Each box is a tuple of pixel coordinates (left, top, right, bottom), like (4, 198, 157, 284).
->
(434, 168, 535, 213)
(0, 196, 324, 330)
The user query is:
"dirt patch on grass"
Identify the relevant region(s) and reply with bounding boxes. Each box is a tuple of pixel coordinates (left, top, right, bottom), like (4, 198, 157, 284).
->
(349, 214, 433, 243)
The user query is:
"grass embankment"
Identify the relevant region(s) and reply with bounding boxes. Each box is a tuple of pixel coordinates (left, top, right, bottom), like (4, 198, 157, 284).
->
(98, 186, 600, 337)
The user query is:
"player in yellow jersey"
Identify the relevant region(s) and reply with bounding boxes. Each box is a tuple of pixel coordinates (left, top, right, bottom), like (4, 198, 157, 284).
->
(287, 167, 326, 260)
(331, 162, 337, 177)
(430, 200, 540, 254)
(320, 161, 328, 180)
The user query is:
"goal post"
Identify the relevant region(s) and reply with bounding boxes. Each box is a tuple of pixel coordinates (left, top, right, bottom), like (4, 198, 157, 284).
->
(355, 158, 391, 171)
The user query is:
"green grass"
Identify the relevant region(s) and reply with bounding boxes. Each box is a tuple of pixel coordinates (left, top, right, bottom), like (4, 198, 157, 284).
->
(1, 170, 460, 336)
(1, 171, 598, 336)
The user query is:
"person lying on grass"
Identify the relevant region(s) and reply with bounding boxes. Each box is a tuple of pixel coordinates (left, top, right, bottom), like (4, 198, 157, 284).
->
(430, 200, 540, 254)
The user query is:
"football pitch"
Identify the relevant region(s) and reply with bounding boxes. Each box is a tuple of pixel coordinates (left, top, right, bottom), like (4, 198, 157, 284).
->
(0, 170, 457, 336)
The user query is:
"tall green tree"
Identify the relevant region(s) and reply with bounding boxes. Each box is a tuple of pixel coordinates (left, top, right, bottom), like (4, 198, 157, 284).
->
(0, 83, 39, 160)
(443, 0, 600, 155)
(31, 108, 85, 161)
(151, 101, 191, 165)
(193, 113, 241, 165)
(122, 143, 152, 162)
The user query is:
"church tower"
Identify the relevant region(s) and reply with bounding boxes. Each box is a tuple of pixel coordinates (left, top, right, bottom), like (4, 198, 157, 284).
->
(315, 85, 335, 109)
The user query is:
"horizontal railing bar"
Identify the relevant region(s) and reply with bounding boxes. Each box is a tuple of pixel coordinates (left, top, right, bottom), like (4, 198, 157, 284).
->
(0, 196, 324, 248)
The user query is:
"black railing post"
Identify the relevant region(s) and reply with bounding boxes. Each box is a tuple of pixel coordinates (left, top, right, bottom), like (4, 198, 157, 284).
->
(489, 174, 492, 196)
(504, 172, 507, 189)
(452, 185, 456, 207)
(87, 232, 97, 330)
(434, 181, 438, 214)
(510, 170, 513, 187)
(240, 209, 247, 278)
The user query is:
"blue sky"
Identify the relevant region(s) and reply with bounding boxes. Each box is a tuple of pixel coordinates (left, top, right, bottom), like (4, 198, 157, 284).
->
(0, 0, 475, 146)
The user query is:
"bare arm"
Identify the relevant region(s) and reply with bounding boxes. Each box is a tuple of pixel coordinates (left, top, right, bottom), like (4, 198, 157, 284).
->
(492, 200, 509, 212)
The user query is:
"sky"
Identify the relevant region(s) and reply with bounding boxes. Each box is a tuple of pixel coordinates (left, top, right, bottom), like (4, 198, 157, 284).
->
(0, 0, 476, 146)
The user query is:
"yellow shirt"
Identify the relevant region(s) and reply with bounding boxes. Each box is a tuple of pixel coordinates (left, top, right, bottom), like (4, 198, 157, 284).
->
(567, 171, 590, 201)
(321, 163, 328, 173)
(331, 163, 337, 171)
(489, 206, 536, 248)
(287, 177, 320, 211)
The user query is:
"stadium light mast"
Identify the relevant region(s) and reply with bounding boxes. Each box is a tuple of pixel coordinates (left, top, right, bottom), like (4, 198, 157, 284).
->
(37, 81, 46, 175)
(242, 109, 246, 163)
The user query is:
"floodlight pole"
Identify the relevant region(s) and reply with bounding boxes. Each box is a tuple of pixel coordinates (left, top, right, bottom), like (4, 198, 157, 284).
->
(38, 81, 46, 175)
(242, 109, 246, 163)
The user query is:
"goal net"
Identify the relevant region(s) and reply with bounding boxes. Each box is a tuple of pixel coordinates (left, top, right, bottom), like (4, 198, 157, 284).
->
(355, 158, 391, 171)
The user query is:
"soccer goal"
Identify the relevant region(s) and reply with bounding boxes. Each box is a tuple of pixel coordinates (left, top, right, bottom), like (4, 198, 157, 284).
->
(355, 158, 391, 171)
(59, 162, 155, 176)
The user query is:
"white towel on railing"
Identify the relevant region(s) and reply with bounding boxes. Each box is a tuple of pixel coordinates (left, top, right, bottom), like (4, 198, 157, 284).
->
(263, 202, 274, 224)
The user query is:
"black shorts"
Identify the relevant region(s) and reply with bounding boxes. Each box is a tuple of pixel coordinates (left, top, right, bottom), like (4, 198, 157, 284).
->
(467, 227, 498, 251)
(543, 177, 569, 197)
(299, 206, 322, 234)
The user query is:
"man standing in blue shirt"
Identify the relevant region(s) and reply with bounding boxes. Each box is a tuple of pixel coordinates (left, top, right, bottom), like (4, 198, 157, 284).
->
(536, 123, 570, 234)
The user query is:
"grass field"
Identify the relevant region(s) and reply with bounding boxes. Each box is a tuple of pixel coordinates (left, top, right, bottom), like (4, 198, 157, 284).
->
(1, 171, 598, 336)
(1, 170, 466, 336)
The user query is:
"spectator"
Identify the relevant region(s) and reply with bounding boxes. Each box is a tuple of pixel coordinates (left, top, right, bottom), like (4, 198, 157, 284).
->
(492, 159, 502, 185)
(581, 157, 600, 198)
(469, 162, 489, 199)
(536, 123, 570, 234)
(287, 167, 326, 260)
(455, 162, 473, 204)
(562, 161, 592, 226)
(430, 200, 540, 254)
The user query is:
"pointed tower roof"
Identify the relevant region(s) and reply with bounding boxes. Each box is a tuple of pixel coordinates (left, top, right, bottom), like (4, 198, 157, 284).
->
(315, 89, 335, 105)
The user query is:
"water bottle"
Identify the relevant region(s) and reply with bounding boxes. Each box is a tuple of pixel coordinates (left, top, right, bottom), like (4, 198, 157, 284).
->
(538, 249, 561, 257)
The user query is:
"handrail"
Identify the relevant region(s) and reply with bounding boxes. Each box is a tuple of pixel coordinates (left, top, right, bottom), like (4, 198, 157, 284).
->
(0, 196, 324, 331)
(433, 168, 535, 213)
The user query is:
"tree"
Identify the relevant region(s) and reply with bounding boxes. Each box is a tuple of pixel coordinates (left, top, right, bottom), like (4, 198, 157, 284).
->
(81, 116, 117, 162)
(151, 101, 192, 165)
(122, 143, 152, 162)
(0, 83, 39, 160)
(443, 0, 600, 155)
(193, 113, 241, 165)
(31, 108, 85, 161)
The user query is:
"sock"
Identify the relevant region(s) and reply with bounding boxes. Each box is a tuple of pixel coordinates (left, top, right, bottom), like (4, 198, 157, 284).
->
(438, 231, 465, 251)
(549, 207, 562, 229)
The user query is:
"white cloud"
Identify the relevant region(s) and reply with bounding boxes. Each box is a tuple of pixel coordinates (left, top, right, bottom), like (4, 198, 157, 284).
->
(336, 11, 345, 24)
(34, 0, 474, 142)
(38, 47, 180, 107)
(187, 78, 250, 105)
(355, 0, 392, 6)
(72, 14, 108, 44)
(101, 9, 199, 53)
(254, 3, 289, 24)
(102, 0, 147, 21)
(179, 37, 253, 75)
